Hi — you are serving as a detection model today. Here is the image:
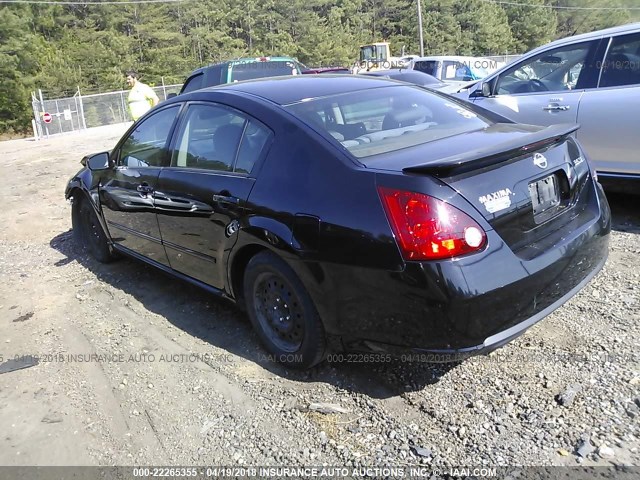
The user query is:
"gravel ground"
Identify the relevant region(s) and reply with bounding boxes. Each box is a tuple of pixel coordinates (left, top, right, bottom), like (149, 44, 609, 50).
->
(0, 125, 638, 470)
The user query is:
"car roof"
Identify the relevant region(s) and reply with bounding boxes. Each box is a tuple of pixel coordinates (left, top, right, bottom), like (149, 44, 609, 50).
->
(230, 56, 298, 63)
(187, 56, 300, 76)
(302, 67, 351, 74)
(200, 75, 408, 105)
(523, 22, 640, 56)
(413, 55, 494, 62)
(360, 69, 442, 84)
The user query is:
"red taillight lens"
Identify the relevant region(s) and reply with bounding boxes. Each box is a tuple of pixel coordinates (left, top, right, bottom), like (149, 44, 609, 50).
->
(378, 186, 487, 261)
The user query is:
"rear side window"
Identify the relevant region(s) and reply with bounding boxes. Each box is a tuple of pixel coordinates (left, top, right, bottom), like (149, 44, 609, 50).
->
(205, 64, 227, 87)
(236, 119, 272, 174)
(181, 73, 204, 94)
(599, 33, 640, 88)
(285, 86, 492, 158)
(172, 104, 271, 174)
(229, 60, 300, 82)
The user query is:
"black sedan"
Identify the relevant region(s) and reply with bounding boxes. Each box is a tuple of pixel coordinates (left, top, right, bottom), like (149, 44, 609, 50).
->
(359, 69, 451, 91)
(66, 75, 610, 369)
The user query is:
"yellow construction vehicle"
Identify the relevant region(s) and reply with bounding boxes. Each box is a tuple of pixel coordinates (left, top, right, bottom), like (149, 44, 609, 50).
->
(352, 42, 412, 73)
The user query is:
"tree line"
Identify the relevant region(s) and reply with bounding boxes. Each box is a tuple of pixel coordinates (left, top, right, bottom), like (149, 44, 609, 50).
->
(0, 0, 637, 134)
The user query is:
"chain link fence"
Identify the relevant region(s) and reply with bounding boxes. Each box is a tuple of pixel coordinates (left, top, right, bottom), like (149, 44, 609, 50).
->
(31, 83, 181, 139)
(30, 57, 523, 139)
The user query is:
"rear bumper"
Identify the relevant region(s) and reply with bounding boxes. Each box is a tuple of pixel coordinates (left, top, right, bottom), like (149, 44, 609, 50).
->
(326, 180, 611, 355)
(350, 253, 607, 361)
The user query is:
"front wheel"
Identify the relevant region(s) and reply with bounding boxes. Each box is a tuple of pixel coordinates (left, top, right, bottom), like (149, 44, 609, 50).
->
(243, 251, 326, 369)
(73, 196, 116, 263)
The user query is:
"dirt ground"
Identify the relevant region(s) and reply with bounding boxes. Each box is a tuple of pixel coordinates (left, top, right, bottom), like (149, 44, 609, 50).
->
(0, 125, 638, 469)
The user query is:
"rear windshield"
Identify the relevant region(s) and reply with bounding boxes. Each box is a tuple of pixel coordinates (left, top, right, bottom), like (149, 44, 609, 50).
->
(284, 86, 492, 158)
(229, 60, 300, 82)
(389, 71, 441, 85)
(413, 61, 438, 76)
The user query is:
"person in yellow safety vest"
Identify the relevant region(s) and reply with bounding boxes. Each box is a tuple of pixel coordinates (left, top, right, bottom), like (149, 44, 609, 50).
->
(125, 70, 159, 121)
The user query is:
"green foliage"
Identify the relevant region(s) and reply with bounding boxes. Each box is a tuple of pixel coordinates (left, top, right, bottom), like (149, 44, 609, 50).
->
(552, 0, 632, 39)
(504, 0, 557, 53)
(0, 6, 39, 134)
(1, 0, 639, 134)
(455, 0, 515, 55)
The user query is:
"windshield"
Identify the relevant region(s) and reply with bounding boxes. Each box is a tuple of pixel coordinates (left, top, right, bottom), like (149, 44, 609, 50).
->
(229, 60, 300, 82)
(470, 66, 490, 78)
(284, 86, 492, 158)
(360, 46, 378, 62)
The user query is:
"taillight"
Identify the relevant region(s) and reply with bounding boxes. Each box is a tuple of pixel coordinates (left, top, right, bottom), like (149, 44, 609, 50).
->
(378, 187, 487, 261)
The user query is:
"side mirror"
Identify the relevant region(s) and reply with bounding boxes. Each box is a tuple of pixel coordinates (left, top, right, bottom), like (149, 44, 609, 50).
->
(166, 92, 177, 99)
(470, 79, 495, 98)
(83, 152, 110, 171)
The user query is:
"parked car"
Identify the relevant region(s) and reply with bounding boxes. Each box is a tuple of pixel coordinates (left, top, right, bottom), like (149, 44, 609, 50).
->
(66, 75, 610, 369)
(410, 56, 500, 85)
(359, 69, 459, 93)
(302, 66, 351, 74)
(179, 56, 304, 94)
(454, 22, 640, 186)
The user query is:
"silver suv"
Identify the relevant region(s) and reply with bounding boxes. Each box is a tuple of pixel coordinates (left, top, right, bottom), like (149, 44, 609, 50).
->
(455, 22, 640, 186)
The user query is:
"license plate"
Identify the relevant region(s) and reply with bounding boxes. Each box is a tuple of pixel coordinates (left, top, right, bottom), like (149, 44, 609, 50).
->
(529, 174, 560, 217)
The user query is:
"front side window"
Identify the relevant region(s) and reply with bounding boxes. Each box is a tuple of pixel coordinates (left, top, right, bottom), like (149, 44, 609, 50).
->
(117, 105, 180, 167)
(285, 86, 492, 159)
(172, 104, 271, 174)
(496, 40, 599, 94)
(599, 33, 640, 88)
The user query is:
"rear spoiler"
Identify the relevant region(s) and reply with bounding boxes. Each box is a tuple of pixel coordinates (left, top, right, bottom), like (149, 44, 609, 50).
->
(403, 123, 580, 177)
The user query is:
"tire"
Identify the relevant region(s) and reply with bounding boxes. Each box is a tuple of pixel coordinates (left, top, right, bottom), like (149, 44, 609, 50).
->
(73, 196, 116, 263)
(243, 251, 326, 369)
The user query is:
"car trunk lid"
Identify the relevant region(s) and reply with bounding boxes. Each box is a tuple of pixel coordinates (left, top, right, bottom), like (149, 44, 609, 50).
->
(368, 123, 594, 258)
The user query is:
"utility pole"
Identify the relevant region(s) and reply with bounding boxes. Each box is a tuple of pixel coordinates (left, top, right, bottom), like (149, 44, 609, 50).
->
(417, 0, 425, 57)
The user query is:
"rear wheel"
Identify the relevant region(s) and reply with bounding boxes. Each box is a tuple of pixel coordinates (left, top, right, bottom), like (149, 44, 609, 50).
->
(243, 251, 326, 369)
(73, 196, 116, 263)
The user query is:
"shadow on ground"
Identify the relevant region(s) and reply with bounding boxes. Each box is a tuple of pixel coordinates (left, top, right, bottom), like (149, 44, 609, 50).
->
(607, 192, 640, 234)
(50, 230, 458, 399)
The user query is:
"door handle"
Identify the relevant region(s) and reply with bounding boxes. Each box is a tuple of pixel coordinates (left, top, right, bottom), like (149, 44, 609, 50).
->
(543, 104, 570, 112)
(137, 184, 154, 193)
(212, 194, 240, 205)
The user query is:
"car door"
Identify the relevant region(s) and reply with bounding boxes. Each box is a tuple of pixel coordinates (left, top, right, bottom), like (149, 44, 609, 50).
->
(156, 102, 273, 289)
(575, 31, 640, 177)
(99, 105, 181, 265)
(470, 39, 604, 126)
